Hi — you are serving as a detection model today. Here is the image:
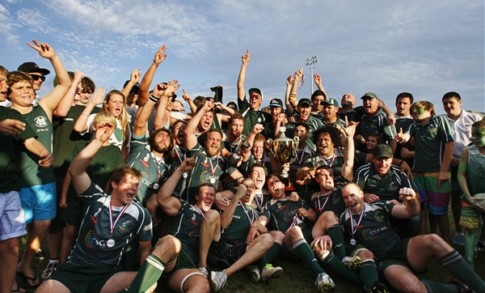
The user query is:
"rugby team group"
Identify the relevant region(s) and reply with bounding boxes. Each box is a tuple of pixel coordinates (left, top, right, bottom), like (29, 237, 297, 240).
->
(1, 40, 484, 293)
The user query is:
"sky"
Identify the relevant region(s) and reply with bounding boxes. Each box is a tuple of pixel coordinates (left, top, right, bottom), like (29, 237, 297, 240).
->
(1, 0, 484, 114)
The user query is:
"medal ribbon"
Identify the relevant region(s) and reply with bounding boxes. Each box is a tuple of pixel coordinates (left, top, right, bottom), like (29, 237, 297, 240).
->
(348, 206, 365, 240)
(297, 146, 308, 166)
(319, 153, 335, 167)
(208, 157, 218, 176)
(174, 146, 186, 164)
(109, 202, 129, 235)
(240, 201, 255, 225)
(192, 204, 205, 218)
(317, 193, 331, 214)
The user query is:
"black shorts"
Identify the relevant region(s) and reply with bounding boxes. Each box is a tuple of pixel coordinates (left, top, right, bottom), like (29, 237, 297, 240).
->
(49, 263, 119, 293)
(208, 238, 246, 268)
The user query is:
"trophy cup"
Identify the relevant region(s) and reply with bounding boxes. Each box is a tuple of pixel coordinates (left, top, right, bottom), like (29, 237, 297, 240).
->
(268, 126, 299, 178)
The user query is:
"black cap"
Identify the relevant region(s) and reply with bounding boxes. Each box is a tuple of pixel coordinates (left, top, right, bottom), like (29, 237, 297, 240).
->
(269, 98, 283, 108)
(18, 62, 50, 75)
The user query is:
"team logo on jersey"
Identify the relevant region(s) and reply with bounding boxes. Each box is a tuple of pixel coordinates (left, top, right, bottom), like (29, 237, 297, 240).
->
(34, 116, 48, 128)
(374, 209, 386, 222)
(118, 220, 133, 233)
(199, 171, 214, 183)
(84, 230, 111, 249)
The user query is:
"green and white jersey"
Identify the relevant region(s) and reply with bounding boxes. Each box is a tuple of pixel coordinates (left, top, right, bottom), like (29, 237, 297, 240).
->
(408, 115, 454, 172)
(20, 105, 55, 186)
(169, 201, 205, 261)
(465, 145, 485, 195)
(340, 202, 400, 260)
(238, 97, 272, 137)
(68, 183, 152, 267)
(0, 107, 37, 192)
(286, 115, 324, 152)
(356, 109, 390, 140)
(222, 202, 259, 243)
(262, 198, 311, 233)
(303, 148, 347, 188)
(127, 135, 170, 205)
(170, 145, 189, 199)
(355, 163, 414, 202)
(181, 143, 231, 203)
(310, 189, 346, 217)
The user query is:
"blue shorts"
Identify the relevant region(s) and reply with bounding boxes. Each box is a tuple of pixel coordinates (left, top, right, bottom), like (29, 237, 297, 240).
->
(19, 182, 57, 223)
(0, 191, 27, 241)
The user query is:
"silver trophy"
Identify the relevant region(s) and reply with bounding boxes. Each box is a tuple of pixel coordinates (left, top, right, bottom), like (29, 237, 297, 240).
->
(268, 126, 299, 178)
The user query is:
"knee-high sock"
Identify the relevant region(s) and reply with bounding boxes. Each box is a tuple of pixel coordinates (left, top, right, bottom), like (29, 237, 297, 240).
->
(358, 260, 378, 290)
(320, 251, 360, 286)
(257, 243, 282, 269)
(326, 225, 346, 259)
(293, 239, 325, 276)
(422, 279, 460, 293)
(441, 250, 485, 293)
(125, 254, 165, 293)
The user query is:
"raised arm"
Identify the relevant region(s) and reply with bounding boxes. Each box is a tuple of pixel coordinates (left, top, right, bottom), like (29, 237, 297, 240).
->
(313, 73, 328, 100)
(153, 81, 180, 130)
(341, 120, 358, 182)
(220, 184, 247, 229)
(391, 187, 420, 218)
(185, 100, 213, 149)
(68, 123, 113, 194)
(121, 68, 141, 99)
(73, 87, 105, 133)
(138, 45, 167, 106)
(237, 50, 250, 101)
(182, 89, 197, 114)
(156, 157, 195, 216)
(289, 69, 303, 106)
(28, 40, 71, 120)
(285, 75, 297, 111)
(54, 71, 84, 117)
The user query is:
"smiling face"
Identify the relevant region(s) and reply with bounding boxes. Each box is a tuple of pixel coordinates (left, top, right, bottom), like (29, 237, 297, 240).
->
(205, 130, 222, 157)
(342, 183, 365, 214)
(9, 80, 35, 107)
(250, 166, 266, 190)
(199, 111, 214, 132)
(252, 140, 264, 160)
(150, 129, 171, 153)
(29, 72, 45, 91)
(196, 185, 216, 212)
(442, 97, 462, 118)
(362, 97, 379, 115)
(267, 175, 285, 200)
(105, 93, 124, 118)
(298, 104, 311, 121)
(316, 132, 335, 157)
(312, 94, 325, 113)
(323, 104, 338, 121)
(76, 83, 92, 105)
(372, 157, 393, 176)
(111, 174, 140, 206)
(172, 121, 186, 145)
(249, 93, 263, 109)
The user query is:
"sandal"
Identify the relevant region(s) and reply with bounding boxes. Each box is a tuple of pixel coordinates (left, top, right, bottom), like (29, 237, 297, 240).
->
(16, 271, 41, 288)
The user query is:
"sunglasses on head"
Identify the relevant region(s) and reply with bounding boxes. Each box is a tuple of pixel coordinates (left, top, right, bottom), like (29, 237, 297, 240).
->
(30, 75, 46, 82)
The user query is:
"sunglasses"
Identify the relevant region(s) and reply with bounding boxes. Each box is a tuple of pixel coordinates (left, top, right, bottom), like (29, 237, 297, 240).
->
(30, 75, 46, 82)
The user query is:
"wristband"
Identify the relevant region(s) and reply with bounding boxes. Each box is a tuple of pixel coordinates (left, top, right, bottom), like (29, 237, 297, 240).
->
(149, 94, 160, 103)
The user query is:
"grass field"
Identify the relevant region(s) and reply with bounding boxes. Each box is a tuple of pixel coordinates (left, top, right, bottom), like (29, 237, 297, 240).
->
(18, 220, 485, 293)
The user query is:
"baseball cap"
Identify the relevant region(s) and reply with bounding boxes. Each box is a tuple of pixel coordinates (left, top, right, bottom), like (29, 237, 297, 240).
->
(17, 62, 50, 75)
(372, 144, 393, 158)
(269, 98, 283, 108)
(249, 88, 263, 98)
(298, 98, 312, 107)
(322, 98, 339, 107)
(361, 92, 379, 100)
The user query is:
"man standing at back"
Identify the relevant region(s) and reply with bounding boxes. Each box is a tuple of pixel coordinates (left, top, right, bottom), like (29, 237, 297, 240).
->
(442, 91, 483, 246)
(237, 50, 272, 136)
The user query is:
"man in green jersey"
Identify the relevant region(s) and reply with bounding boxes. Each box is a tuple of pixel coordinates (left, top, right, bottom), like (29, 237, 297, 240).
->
(38, 122, 180, 293)
(341, 183, 485, 293)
